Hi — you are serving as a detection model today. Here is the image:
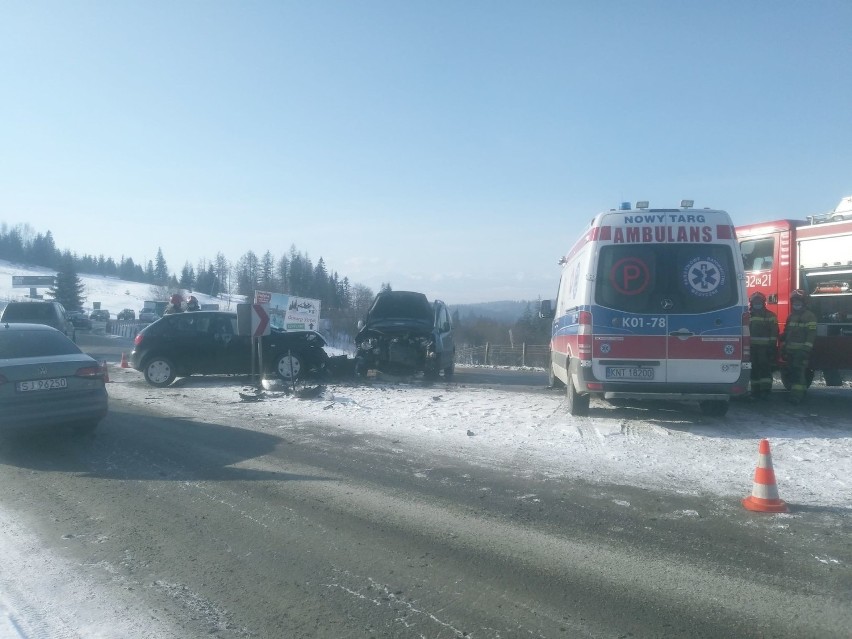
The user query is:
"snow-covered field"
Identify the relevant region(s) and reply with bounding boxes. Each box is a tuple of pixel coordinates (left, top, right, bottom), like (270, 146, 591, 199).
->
(0, 259, 235, 317)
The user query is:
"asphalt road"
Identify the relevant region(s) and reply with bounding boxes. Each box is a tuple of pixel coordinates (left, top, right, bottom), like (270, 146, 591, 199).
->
(1, 396, 849, 638)
(1, 332, 847, 637)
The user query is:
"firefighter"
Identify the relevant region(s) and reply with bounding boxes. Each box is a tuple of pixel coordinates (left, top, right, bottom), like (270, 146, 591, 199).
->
(780, 289, 817, 404)
(748, 291, 778, 399)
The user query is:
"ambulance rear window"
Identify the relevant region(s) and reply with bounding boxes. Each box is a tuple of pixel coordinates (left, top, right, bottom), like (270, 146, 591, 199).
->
(595, 244, 739, 314)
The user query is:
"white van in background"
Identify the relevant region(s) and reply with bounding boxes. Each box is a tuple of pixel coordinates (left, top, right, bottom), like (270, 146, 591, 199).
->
(539, 200, 751, 416)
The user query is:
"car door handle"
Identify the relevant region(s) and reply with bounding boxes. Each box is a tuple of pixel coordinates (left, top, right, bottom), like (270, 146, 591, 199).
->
(669, 328, 695, 339)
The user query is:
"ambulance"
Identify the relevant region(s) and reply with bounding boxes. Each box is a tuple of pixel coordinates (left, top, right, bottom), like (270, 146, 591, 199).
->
(540, 200, 751, 416)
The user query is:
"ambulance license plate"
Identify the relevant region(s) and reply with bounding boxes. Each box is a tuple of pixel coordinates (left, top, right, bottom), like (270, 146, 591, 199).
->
(606, 367, 654, 380)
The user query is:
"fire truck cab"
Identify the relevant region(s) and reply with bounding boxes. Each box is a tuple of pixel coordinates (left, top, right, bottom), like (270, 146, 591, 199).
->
(737, 197, 852, 387)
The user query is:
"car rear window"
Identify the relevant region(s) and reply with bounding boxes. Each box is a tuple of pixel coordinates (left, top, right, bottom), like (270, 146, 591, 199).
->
(0, 329, 81, 358)
(369, 293, 433, 321)
(595, 244, 739, 314)
(1, 303, 55, 321)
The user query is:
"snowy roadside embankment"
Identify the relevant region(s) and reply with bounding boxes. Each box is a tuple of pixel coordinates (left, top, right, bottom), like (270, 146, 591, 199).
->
(105, 366, 852, 510)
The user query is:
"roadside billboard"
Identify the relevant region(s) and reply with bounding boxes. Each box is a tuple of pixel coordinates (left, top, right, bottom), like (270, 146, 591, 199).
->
(253, 291, 321, 331)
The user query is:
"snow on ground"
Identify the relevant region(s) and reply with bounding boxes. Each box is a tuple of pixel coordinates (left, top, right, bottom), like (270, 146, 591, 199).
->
(104, 364, 852, 511)
(0, 258, 237, 316)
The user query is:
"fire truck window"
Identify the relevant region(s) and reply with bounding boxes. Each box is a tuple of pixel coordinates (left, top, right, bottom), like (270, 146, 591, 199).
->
(802, 271, 852, 324)
(740, 238, 774, 271)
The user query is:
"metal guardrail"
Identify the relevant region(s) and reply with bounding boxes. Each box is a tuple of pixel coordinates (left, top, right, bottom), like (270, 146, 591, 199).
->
(455, 344, 549, 368)
(106, 320, 149, 339)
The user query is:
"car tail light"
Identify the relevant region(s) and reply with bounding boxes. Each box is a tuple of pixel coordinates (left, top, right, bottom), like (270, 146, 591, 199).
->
(578, 310, 593, 362)
(134, 333, 144, 346)
(75, 365, 105, 379)
(741, 311, 751, 362)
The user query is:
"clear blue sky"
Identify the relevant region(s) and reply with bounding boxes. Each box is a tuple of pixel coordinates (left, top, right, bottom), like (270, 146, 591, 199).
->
(1, 1, 850, 304)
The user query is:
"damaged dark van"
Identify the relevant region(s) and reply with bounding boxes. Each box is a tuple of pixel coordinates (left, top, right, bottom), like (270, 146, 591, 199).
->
(355, 291, 455, 379)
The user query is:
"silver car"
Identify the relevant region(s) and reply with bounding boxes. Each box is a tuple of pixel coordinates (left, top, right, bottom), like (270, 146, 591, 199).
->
(0, 323, 109, 433)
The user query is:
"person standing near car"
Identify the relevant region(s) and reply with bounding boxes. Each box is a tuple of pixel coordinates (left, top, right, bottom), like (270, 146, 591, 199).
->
(748, 291, 778, 399)
(780, 289, 817, 404)
(164, 293, 184, 314)
(186, 295, 200, 311)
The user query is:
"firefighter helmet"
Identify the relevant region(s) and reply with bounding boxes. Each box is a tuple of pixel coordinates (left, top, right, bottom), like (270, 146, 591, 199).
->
(750, 291, 767, 304)
(790, 289, 807, 302)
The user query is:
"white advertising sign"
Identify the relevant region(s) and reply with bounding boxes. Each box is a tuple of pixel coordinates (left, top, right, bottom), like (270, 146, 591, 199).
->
(253, 291, 321, 331)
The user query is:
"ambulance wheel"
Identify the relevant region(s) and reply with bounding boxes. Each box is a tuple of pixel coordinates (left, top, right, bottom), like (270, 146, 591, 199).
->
(566, 379, 590, 416)
(780, 368, 815, 391)
(699, 400, 729, 417)
(548, 354, 564, 388)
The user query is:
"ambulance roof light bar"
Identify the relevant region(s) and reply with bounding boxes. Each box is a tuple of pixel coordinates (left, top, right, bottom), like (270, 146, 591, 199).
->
(636, 201, 649, 209)
(619, 202, 631, 210)
(680, 199, 694, 208)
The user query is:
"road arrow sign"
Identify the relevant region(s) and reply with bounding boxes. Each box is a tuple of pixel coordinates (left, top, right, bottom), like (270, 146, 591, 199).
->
(252, 304, 270, 337)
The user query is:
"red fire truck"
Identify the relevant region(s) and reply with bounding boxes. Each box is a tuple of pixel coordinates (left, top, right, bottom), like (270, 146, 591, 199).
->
(736, 196, 852, 387)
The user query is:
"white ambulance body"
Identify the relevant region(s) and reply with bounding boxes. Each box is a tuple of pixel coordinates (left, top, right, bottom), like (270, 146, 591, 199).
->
(540, 200, 751, 416)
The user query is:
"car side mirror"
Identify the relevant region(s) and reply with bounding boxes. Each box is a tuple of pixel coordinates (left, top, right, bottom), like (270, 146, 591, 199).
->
(539, 299, 555, 319)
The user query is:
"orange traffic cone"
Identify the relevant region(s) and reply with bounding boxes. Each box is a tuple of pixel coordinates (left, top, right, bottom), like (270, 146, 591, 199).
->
(101, 360, 111, 383)
(120, 352, 129, 368)
(742, 439, 788, 513)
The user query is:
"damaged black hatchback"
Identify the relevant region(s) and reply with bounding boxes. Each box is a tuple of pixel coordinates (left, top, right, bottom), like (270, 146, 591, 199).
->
(355, 291, 455, 379)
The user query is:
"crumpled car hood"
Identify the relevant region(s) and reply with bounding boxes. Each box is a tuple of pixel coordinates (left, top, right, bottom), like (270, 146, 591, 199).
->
(357, 318, 432, 341)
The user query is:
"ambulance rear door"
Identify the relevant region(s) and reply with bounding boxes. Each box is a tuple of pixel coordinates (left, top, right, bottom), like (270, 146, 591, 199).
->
(592, 241, 744, 385)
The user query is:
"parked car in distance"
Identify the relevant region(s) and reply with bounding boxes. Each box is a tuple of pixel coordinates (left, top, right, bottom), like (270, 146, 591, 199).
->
(67, 309, 93, 330)
(139, 309, 159, 323)
(0, 323, 108, 433)
(117, 308, 136, 320)
(354, 290, 455, 378)
(130, 311, 329, 387)
(89, 309, 111, 321)
(1, 301, 76, 341)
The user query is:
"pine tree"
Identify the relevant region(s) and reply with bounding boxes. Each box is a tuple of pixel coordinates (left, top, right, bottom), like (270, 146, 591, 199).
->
(154, 247, 169, 285)
(46, 256, 86, 310)
(260, 251, 275, 291)
(179, 262, 195, 289)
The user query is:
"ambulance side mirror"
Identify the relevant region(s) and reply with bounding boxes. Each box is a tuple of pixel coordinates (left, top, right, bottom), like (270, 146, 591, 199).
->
(539, 300, 555, 319)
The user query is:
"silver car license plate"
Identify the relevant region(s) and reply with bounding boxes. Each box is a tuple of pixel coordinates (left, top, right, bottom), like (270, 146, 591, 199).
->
(17, 377, 68, 392)
(606, 367, 654, 380)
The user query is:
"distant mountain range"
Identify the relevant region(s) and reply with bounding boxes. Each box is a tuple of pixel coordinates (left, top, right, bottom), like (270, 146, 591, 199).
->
(448, 300, 537, 323)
